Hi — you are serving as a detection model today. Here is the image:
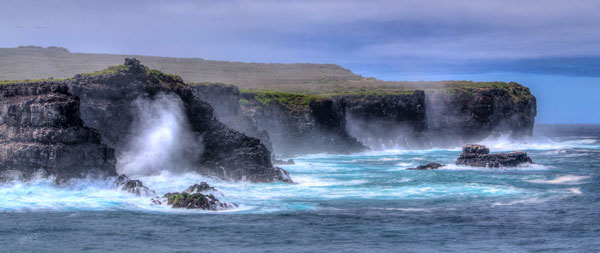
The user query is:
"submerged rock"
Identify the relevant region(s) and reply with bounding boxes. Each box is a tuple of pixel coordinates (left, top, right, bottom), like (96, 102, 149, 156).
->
(456, 144, 533, 167)
(407, 162, 444, 170)
(114, 175, 155, 196)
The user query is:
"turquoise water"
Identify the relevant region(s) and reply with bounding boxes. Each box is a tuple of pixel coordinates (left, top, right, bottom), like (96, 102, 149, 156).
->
(0, 125, 599, 252)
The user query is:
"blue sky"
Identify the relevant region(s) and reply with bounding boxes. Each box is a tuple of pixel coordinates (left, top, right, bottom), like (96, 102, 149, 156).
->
(2, 0, 599, 123)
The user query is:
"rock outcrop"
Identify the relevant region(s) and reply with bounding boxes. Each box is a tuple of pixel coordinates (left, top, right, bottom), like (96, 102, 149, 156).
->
(344, 92, 427, 149)
(426, 84, 537, 145)
(65, 58, 291, 183)
(237, 84, 536, 154)
(0, 82, 116, 182)
(240, 91, 366, 155)
(456, 144, 533, 167)
(160, 182, 237, 210)
(189, 83, 273, 151)
(114, 175, 155, 196)
(0, 59, 291, 183)
(406, 162, 444, 170)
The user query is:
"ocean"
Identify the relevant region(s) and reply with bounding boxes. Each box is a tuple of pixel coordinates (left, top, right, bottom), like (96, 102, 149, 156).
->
(0, 124, 598, 252)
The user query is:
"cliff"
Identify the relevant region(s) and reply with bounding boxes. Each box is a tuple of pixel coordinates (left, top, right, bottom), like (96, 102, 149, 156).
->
(0, 82, 116, 181)
(198, 83, 536, 154)
(425, 82, 537, 145)
(0, 59, 291, 183)
(239, 91, 366, 155)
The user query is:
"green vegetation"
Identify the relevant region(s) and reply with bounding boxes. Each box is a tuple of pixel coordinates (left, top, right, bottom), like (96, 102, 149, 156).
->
(80, 64, 129, 77)
(0, 77, 71, 85)
(444, 81, 533, 102)
(241, 89, 324, 109)
(0, 47, 533, 103)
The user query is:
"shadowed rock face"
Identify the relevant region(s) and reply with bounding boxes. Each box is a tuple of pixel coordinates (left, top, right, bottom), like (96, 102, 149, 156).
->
(64, 59, 291, 183)
(456, 144, 533, 167)
(0, 59, 291, 183)
(0, 82, 116, 182)
(344, 92, 427, 149)
(190, 83, 273, 152)
(426, 86, 537, 145)
(239, 92, 366, 155)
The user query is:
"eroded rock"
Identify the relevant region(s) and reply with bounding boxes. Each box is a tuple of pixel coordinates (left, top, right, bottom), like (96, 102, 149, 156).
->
(114, 175, 155, 196)
(159, 183, 237, 210)
(456, 144, 533, 167)
(407, 162, 444, 170)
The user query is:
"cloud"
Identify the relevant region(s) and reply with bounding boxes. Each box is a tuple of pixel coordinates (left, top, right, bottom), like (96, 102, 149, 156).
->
(1, 0, 600, 75)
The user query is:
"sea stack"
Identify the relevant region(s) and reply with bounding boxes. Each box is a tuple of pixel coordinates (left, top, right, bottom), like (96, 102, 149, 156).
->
(456, 144, 533, 167)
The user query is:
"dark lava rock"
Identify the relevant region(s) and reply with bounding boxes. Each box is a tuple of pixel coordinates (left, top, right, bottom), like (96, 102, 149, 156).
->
(65, 58, 291, 183)
(0, 82, 116, 182)
(273, 158, 295, 165)
(114, 175, 155, 196)
(159, 183, 237, 210)
(407, 162, 444, 170)
(185, 182, 216, 193)
(167, 192, 236, 210)
(456, 144, 533, 167)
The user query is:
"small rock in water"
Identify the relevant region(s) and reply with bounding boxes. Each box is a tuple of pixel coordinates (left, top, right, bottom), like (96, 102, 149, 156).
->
(273, 158, 295, 165)
(185, 182, 216, 193)
(456, 144, 533, 167)
(159, 183, 237, 211)
(114, 175, 156, 196)
(166, 192, 237, 210)
(406, 162, 444, 170)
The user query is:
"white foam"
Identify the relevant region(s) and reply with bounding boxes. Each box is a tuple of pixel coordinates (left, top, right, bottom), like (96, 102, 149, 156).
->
(527, 175, 590, 185)
(441, 163, 549, 171)
(568, 188, 582, 195)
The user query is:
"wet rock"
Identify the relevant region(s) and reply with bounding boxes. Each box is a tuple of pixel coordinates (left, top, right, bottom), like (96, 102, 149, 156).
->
(456, 144, 533, 167)
(114, 175, 155, 196)
(0, 82, 116, 182)
(161, 183, 237, 210)
(273, 158, 295, 165)
(66, 59, 291, 183)
(407, 162, 444, 170)
(167, 192, 236, 210)
(185, 182, 216, 193)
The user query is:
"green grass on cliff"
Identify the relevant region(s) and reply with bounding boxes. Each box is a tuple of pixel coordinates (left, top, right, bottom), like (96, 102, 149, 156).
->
(240, 89, 325, 109)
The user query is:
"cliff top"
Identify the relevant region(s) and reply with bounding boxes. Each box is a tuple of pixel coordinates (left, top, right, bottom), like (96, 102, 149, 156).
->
(0, 58, 183, 86)
(1, 47, 532, 100)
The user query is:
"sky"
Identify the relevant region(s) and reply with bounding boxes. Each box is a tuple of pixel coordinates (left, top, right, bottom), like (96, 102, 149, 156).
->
(1, 0, 599, 123)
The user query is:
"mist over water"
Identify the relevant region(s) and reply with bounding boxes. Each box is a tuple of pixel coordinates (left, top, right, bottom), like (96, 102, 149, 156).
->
(117, 93, 202, 176)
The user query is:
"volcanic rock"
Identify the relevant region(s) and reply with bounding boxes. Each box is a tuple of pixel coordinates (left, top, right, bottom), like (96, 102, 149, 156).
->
(114, 175, 155, 196)
(456, 144, 533, 167)
(406, 162, 444, 170)
(0, 82, 116, 182)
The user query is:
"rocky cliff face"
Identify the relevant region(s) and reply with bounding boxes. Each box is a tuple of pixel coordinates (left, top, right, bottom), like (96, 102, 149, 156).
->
(344, 91, 427, 149)
(236, 84, 536, 154)
(240, 92, 365, 155)
(0, 82, 116, 181)
(65, 59, 290, 182)
(190, 83, 273, 152)
(0, 59, 291, 183)
(425, 83, 537, 145)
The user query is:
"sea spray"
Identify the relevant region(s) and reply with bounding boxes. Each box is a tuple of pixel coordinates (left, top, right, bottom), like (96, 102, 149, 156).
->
(117, 93, 203, 176)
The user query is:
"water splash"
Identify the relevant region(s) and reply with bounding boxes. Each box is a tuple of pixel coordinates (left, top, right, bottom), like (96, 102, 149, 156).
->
(117, 93, 202, 176)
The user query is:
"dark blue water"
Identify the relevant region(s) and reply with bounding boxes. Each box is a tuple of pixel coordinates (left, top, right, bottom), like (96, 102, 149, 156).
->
(1, 124, 599, 252)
